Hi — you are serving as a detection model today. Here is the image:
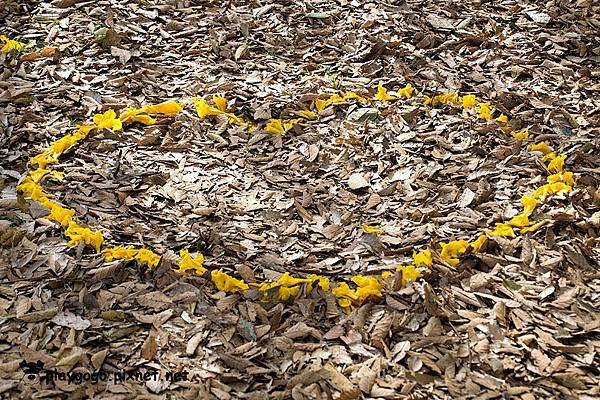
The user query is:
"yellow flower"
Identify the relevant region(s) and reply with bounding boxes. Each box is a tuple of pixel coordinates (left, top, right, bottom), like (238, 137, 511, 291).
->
(521, 220, 547, 233)
(264, 118, 300, 134)
(541, 152, 557, 162)
(413, 249, 432, 267)
(486, 223, 516, 238)
(547, 171, 574, 186)
(29, 151, 59, 169)
(297, 110, 317, 119)
(362, 224, 384, 235)
(211, 269, 249, 292)
(275, 286, 301, 301)
(28, 169, 63, 183)
(521, 195, 538, 215)
(307, 274, 330, 291)
(48, 134, 79, 156)
(211, 95, 228, 112)
(264, 119, 286, 134)
(470, 235, 487, 251)
(507, 213, 530, 228)
(423, 95, 432, 105)
(119, 107, 157, 125)
(93, 109, 123, 131)
(103, 246, 138, 262)
(511, 130, 529, 140)
(342, 91, 365, 101)
(374, 83, 397, 101)
(439, 240, 469, 267)
(496, 114, 508, 124)
(193, 97, 223, 119)
(397, 264, 422, 287)
(279, 272, 309, 287)
(47, 202, 75, 227)
(352, 275, 383, 302)
(0, 35, 25, 53)
(547, 154, 566, 173)
(332, 282, 358, 307)
(461, 94, 477, 108)
(315, 98, 329, 111)
(144, 100, 184, 115)
(381, 271, 394, 279)
(533, 182, 572, 201)
(478, 103, 493, 120)
(64, 222, 104, 251)
(530, 142, 553, 155)
(16, 177, 51, 204)
(177, 249, 206, 275)
(397, 83, 415, 98)
(436, 92, 460, 105)
(135, 248, 161, 267)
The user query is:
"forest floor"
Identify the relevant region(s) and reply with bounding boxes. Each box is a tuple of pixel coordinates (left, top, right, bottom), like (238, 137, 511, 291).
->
(1, 0, 599, 399)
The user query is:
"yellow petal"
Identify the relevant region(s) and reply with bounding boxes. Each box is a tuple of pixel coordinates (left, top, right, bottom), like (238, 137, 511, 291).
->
(496, 114, 508, 124)
(397, 264, 422, 287)
(47, 202, 75, 227)
(93, 109, 123, 131)
(507, 213, 530, 228)
(177, 249, 206, 275)
(264, 119, 285, 134)
(461, 94, 477, 108)
(144, 100, 184, 115)
(135, 248, 161, 267)
(478, 103, 493, 120)
(521, 195, 538, 215)
(397, 83, 415, 98)
(103, 246, 138, 261)
(307, 274, 330, 291)
(530, 142, 553, 155)
(64, 222, 104, 251)
(413, 249, 432, 267)
(212, 95, 228, 112)
(486, 223, 516, 238)
(192, 97, 223, 119)
(211, 269, 249, 292)
(48, 134, 79, 156)
(381, 271, 394, 279)
(315, 98, 329, 111)
(297, 109, 317, 119)
(275, 286, 300, 301)
(29, 151, 58, 169)
(547, 154, 566, 173)
(511, 130, 529, 140)
(521, 220, 547, 233)
(440, 240, 469, 266)
(470, 235, 487, 252)
(374, 83, 397, 101)
(362, 224, 384, 235)
(547, 171, 574, 187)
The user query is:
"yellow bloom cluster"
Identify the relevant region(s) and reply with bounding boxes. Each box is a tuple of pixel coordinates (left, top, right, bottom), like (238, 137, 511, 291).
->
(192, 96, 245, 126)
(64, 223, 104, 251)
(177, 249, 206, 275)
(0, 35, 25, 53)
(211, 269, 249, 292)
(374, 83, 415, 101)
(103, 246, 161, 267)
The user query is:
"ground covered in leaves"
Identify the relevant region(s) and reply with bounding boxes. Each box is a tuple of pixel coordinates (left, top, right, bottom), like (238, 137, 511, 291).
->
(1, 0, 600, 399)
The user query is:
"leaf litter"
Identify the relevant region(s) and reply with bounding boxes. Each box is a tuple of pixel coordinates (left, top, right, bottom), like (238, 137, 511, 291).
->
(1, 0, 599, 399)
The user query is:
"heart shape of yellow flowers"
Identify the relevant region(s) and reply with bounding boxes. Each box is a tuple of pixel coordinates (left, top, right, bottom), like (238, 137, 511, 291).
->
(17, 83, 575, 312)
